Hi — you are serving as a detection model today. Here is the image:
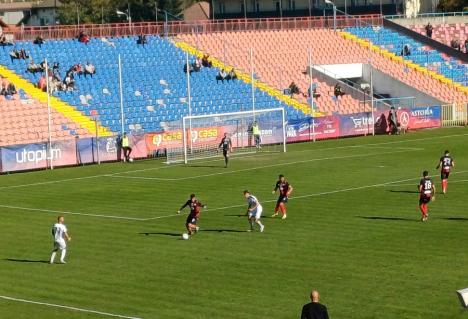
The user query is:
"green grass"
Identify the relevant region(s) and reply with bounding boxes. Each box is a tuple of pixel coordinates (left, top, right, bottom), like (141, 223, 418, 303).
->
(0, 127, 468, 319)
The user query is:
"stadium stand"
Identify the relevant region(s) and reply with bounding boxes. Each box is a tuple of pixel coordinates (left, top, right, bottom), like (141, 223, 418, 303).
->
(179, 29, 367, 115)
(345, 26, 468, 87)
(0, 35, 308, 136)
(412, 22, 468, 52)
(179, 28, 468, 114)
(0, 78, 92, 146)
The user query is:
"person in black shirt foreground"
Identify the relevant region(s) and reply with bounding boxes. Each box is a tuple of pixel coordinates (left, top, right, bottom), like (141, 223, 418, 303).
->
(301, 290, 329, 319)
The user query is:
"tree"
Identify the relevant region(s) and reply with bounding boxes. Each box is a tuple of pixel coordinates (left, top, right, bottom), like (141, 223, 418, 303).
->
(57, 0, 186, 25)
(57, 0, 117, 25)
(437, 0, 467, 12)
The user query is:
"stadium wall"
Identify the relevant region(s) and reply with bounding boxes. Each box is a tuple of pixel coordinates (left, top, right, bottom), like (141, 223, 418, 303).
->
(0, 107, 444, 173)
(361, 64, 444, 106)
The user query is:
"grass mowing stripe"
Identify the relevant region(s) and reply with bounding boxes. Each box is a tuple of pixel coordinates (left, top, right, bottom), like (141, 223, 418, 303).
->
(1, 130, 464, 190)
(0, 295, 142, 319)
(108, 149, 419, 181)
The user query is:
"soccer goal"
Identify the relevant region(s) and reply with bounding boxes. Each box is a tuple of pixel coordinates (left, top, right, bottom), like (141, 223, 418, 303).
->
(166, 107, 287, 164)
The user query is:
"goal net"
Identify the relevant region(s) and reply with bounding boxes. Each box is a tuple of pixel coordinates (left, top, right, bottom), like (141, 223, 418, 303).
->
(166, 108, 287, 164)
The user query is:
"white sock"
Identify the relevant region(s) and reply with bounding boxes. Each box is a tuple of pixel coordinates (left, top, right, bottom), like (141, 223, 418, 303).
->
(256, 220, 264, 227)
(60, 249, 67, 262)
(50, 251, 56, 263)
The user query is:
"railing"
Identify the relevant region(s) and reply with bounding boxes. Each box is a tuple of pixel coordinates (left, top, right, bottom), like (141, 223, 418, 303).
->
(385, 11, 468, 20)
(11, 14, 383, 40)
(441, 103, 468, 127)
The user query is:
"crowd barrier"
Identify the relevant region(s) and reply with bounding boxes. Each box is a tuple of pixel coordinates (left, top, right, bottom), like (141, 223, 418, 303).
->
(0, 106, 442, 173)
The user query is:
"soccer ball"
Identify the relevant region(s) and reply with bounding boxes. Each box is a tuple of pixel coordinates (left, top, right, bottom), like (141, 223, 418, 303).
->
(129, 158, 134, 163)
(181, 233, 189, 240)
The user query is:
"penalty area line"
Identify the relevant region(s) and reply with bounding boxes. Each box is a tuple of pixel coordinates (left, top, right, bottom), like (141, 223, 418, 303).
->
(0, 295, 142, 319)
(0, 205, 147, 221)
(143, 170, 468, 221)
(109, 148, 418, 182)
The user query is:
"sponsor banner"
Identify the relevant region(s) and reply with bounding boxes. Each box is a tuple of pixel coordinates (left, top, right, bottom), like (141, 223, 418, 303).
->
(339, 112, 375, 136)
(286, 116, 339, 142)
(77, 135, 148, 164)
(1, 140, 77, 172)
(406, 106, 441, 129)
(146, 127, 226, 151)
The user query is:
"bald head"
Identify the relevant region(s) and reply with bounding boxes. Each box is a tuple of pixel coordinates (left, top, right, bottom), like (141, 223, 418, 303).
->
(310, 290, 320, 303)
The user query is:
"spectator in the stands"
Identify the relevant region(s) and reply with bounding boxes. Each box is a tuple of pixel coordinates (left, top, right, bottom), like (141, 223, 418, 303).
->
(0, 34, 12, 46)
(137, 34, 147, 46)
(84, 62, 96, 77)
(38, 75, 47, 91)
(192, 58, 201, 72)
(33, 35, 45, 47)
(70, 63, 83, 77)
(401, 44, 411, 57)
(183, 62, 193, 74)
(78, 31, 89, 44)
(227, 68, 237, 81)
(425, 22, 433, 38)
(450, 38, 460, 51)
(64, 73, 75, 91)
(27, 60, 43, 74)
(9, 49, 20, 61)
(334, 83, 345, 98)
(216, 69, 227, 83)
(465, 40, 468, 54)
(53, 62, 60, 72)
(19, 48, 29, 59)
(308, 86, 321, 99)
(202, 54, 212, 68)
(288, 81, 300, 97)
(0, 82, 7, 95)
(6, 82, 16, 95)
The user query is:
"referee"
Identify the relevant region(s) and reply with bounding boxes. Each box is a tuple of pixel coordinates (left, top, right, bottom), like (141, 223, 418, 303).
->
(218, 133, 232, 168)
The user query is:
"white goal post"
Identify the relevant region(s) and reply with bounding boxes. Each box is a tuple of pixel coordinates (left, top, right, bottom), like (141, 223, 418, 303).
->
(165, 107, 287, 164)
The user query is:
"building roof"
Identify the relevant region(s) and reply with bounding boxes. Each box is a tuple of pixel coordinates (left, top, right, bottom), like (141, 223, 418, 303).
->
(0, 0, 60, 11)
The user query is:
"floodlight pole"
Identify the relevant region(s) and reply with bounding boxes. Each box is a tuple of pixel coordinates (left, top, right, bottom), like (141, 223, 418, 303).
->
(185, 51, 193, 152)
(325, 0, 336, 32)
(45, 59, 53, 170)
(118, 54, 125, 135)
(370, 62, 375, 136)
(308, 49, 315, 142)
(250, 48, 256, 119)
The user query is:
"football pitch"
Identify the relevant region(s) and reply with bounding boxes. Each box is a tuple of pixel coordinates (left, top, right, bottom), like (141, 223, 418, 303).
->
(0, 127, 467, 319)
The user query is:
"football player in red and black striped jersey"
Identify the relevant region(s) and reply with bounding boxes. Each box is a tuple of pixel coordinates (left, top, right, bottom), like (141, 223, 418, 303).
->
(418, 171, 435, 222)
(436, 150, 455, 194)
(272, 174, 293, 219)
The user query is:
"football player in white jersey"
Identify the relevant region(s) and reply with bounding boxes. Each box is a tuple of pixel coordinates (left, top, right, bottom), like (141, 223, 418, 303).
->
(50, 216, 71, 264)
(244, 190, 265, 232)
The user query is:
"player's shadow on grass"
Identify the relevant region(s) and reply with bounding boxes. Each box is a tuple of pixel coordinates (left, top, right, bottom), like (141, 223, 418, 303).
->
(356, 216, 419, 222)
(4, 258, 49, 264)
(388, 190, 419, 194)
(139, 232, 181, 237)
(438, 217, 468, 221)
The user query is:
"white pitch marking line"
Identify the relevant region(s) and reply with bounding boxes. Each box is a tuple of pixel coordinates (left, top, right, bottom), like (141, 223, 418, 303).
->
(385, 179, 468, 187)
(0, 205, 146, 221)
(0, 131, 464, 191)
(108, 149, 417, 182)
(0, 295, 142, 319)
(142, 170, 468, 221)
